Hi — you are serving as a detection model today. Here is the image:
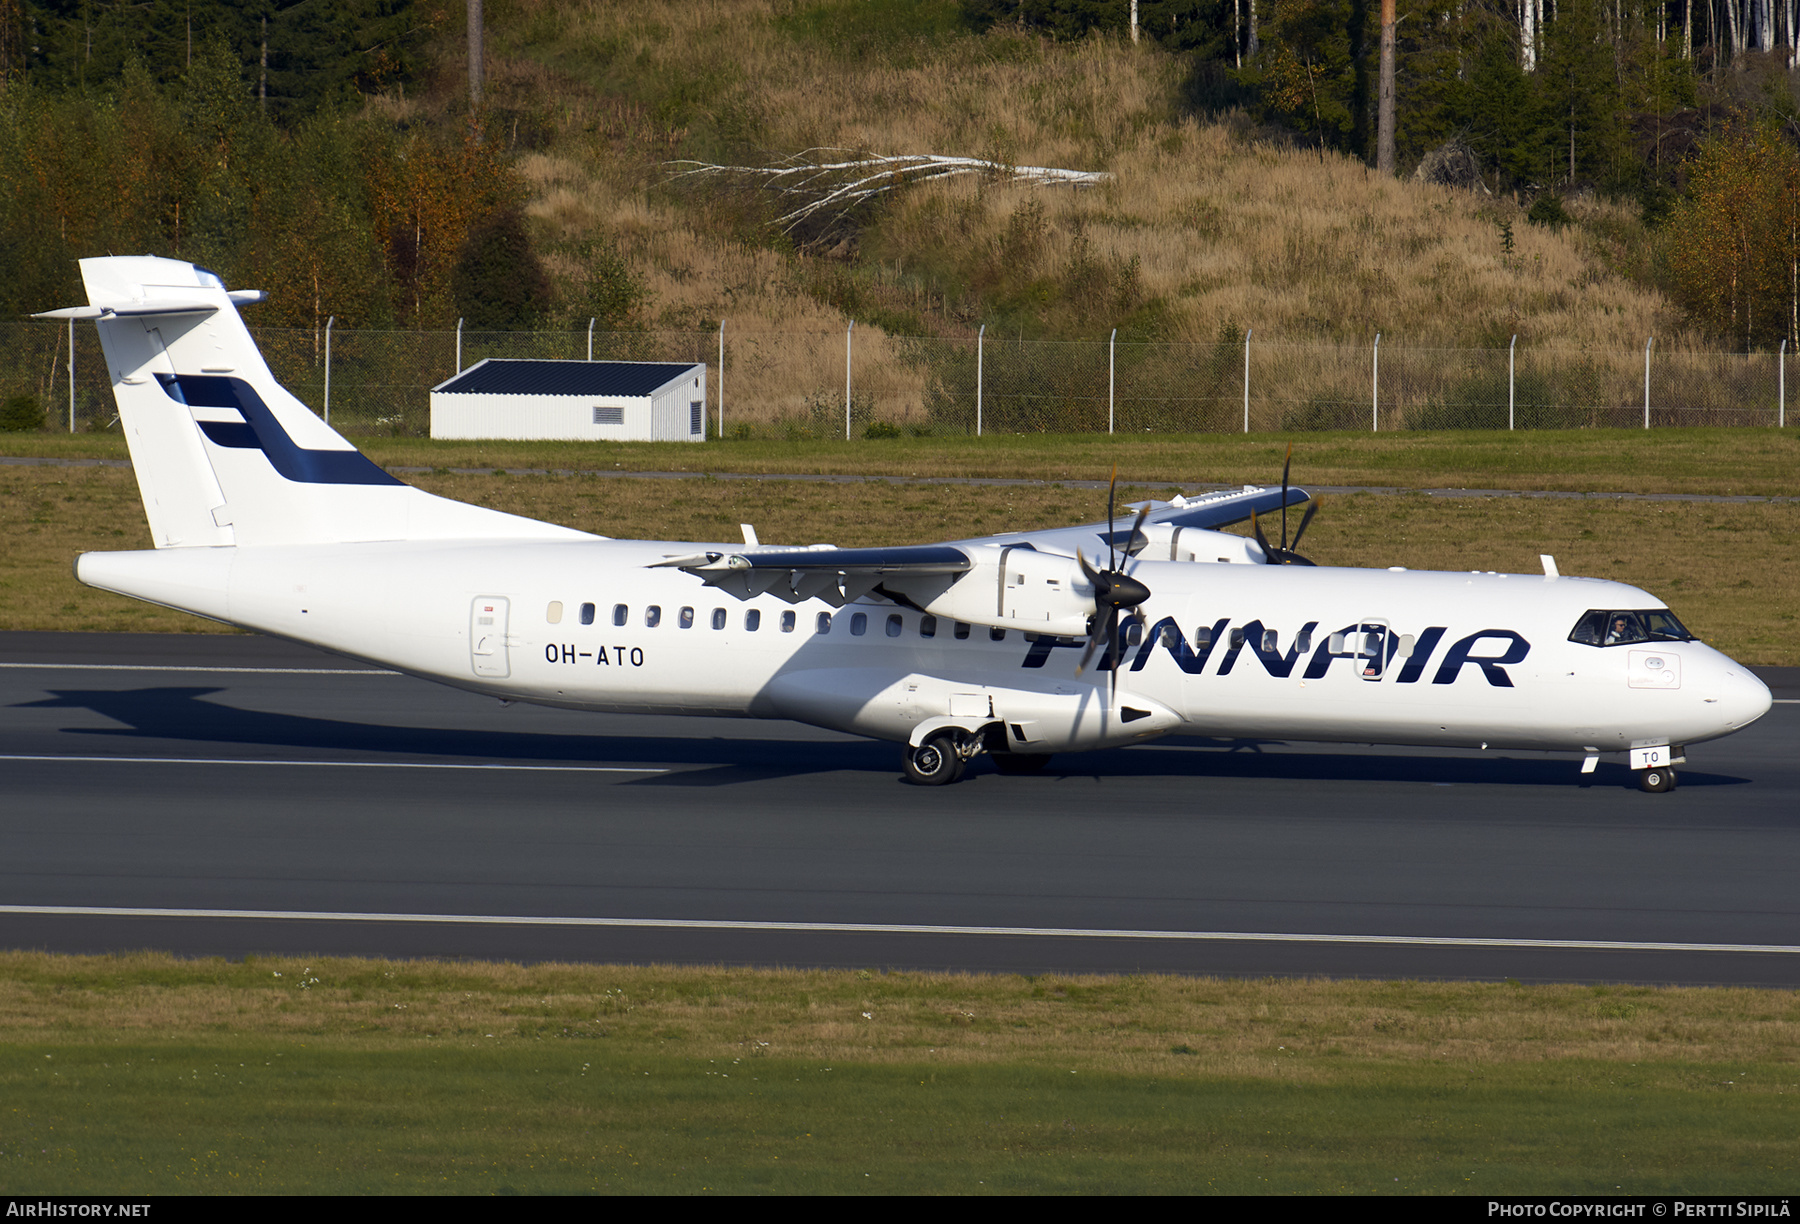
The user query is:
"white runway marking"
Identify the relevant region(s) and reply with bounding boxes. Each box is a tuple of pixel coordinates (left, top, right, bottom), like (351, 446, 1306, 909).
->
(1, 905, 1794, 955)
(0, 754, 662, 773)
(0, 662, 397, 675)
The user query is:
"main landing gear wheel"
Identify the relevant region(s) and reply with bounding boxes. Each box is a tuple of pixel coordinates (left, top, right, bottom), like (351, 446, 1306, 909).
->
(904, 732, 966, 786)
(1638, 766, 1677, 793)
(991, 753, 1053, 776)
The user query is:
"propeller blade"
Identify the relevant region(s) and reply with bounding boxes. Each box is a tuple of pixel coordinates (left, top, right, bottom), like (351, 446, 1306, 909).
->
(1251, 510, 1277, 565)
(1288, 500, 1321, 555)
(1106, 465, 1119, 571)
(1076, 605, 1117, 676)
(1103, 607, 1122, 700)
(1125, 503, 1151, 563)
(1280, 443, 1293, 550)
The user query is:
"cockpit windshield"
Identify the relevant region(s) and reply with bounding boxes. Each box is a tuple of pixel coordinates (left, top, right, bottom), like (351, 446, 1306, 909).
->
(1568, 609, 1695, 647)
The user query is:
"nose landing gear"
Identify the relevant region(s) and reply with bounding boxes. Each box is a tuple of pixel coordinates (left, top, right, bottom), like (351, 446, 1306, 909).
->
(1638, 766, 1677, 793)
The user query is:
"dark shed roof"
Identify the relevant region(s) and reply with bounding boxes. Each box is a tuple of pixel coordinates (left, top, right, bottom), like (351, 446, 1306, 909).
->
(432, 359, 700, 397)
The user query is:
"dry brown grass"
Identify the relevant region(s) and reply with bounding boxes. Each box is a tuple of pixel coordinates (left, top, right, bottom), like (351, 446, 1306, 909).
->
(493, 0, 1684, 388)
(2, 952, 1796, 1081)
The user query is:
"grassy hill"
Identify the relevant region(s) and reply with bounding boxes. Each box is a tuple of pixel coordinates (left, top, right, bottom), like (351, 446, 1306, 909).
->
(454, 0, 1677, 349)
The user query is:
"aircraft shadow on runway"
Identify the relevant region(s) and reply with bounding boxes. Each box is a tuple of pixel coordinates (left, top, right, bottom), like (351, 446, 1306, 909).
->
(14, 685, 1753, 791)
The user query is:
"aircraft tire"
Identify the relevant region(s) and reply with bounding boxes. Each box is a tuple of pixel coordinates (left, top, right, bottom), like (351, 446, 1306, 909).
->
(992, 753, 1053, 776)
(904, 733, 966, 786)
(1638, 766, 1677, 793)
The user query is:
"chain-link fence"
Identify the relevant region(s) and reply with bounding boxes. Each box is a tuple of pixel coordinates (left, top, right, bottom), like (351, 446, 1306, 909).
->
(2, 321, 1791, 437)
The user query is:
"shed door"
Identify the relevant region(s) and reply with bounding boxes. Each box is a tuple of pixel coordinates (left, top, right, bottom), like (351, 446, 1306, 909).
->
(470, 596, 511, 678)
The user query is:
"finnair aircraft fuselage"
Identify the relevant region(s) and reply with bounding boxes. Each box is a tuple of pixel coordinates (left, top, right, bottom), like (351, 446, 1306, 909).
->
(48, 255, 1772, 788)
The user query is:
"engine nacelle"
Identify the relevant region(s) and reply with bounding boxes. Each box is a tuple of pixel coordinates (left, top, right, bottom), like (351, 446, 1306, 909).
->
(902, 544, 1095, 638)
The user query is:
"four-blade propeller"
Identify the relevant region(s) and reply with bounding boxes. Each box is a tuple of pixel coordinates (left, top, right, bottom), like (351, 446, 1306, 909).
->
(1250, 444, 1320, 566)
(1076, 450, 1323, 682)
(1076, 468, 1153, 681)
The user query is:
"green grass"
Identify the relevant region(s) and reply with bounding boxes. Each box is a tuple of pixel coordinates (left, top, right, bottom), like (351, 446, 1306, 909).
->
(8, 427, 1800, 496)
(2, 954, 1796, 1194)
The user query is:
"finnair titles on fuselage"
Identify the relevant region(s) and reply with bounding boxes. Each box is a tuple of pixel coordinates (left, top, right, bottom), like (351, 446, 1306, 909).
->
(42, 256, 1771, 788)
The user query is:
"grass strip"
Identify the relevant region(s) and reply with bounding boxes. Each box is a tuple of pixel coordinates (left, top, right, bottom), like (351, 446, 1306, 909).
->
(1, 953, 1795, 1195)
(6, 466, 1795, 663)
(5, 428, 1800, 497)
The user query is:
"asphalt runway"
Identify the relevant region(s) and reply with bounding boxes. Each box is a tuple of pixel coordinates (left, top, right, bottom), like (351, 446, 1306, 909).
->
(3, 631, 1797, 985)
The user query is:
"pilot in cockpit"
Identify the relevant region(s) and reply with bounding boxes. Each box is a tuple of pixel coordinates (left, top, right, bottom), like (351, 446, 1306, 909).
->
(1605, 614, 1644, 646)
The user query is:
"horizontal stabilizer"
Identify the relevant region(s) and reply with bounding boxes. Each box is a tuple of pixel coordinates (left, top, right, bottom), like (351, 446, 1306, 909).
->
(34, 302, 218, 320)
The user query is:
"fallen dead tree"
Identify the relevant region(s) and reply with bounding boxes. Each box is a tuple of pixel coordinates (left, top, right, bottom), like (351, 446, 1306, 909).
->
(667, 149, 1113, 234)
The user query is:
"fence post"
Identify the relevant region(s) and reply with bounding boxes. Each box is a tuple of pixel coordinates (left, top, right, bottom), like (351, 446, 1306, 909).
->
(68, 317, 76, 432)
(456, 318, 464, 374)
(1509, 334, 1517, 431)
(1109, 327, 1116, 435)
(977, 323, 985, 437)
(588, 318, 595, 362)
(845, 319, 854, 441)
(1243, 328, 1252, 434)
(324, 316, 334, 425)
(1372, 333, 1381, 432)
(717, 319, 725, 438)
(1643, 336, 1653, 429)
(1780, 338, 1787, 428)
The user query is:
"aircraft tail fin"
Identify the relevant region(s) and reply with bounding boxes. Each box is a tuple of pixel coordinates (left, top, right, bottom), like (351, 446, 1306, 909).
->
(41, 256, 588, 548)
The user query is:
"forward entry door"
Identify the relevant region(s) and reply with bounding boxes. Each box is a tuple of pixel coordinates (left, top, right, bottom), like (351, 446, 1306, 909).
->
(470, 596, 511, 678)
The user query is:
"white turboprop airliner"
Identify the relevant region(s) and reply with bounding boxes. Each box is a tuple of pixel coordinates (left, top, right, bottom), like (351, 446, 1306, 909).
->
(41, 256, 1772, 789)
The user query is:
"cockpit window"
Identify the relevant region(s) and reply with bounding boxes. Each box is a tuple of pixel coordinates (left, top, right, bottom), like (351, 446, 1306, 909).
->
(1568, 609, 1694, 647)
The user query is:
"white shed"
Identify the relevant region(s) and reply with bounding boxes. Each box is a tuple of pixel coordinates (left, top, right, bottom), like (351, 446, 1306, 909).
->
(430, 359, 707, 441)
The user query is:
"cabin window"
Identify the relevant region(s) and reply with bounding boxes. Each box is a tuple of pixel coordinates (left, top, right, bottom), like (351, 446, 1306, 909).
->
(1124, 621, 1143, 647)
(580, 602, 596, 626)
(954, 622, 971, 640)
(920, 615, 937, 638)
(1229, 628, 1245, 648)
(678, 606, 695, 629)
(886, 614, 903, 637)
(711, 608, 726, 630)
(1261, 630, 1278, 653)
(815, 612, 832, 635)
(612, 604, 628, 627)
(781, 611, 797, 633)
(989, 627, 1006, 641)
(546, 601, 563, 625)
(1295, 629, 1312, 654)
(851, 613, 868, 636)
(745, 609, 761, 632)
(645, 605, 661, 628)
(1193, 625, 1212, 647)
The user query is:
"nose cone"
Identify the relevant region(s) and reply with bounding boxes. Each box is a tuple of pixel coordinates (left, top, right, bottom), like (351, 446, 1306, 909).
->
(1714, 664, 1773, 733)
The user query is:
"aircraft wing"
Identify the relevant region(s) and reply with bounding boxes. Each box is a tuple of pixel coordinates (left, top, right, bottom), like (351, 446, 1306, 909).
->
(651, 544, 972, 606)
(995, 483, 1312, 559)
(1143, 484, 1311, 530)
